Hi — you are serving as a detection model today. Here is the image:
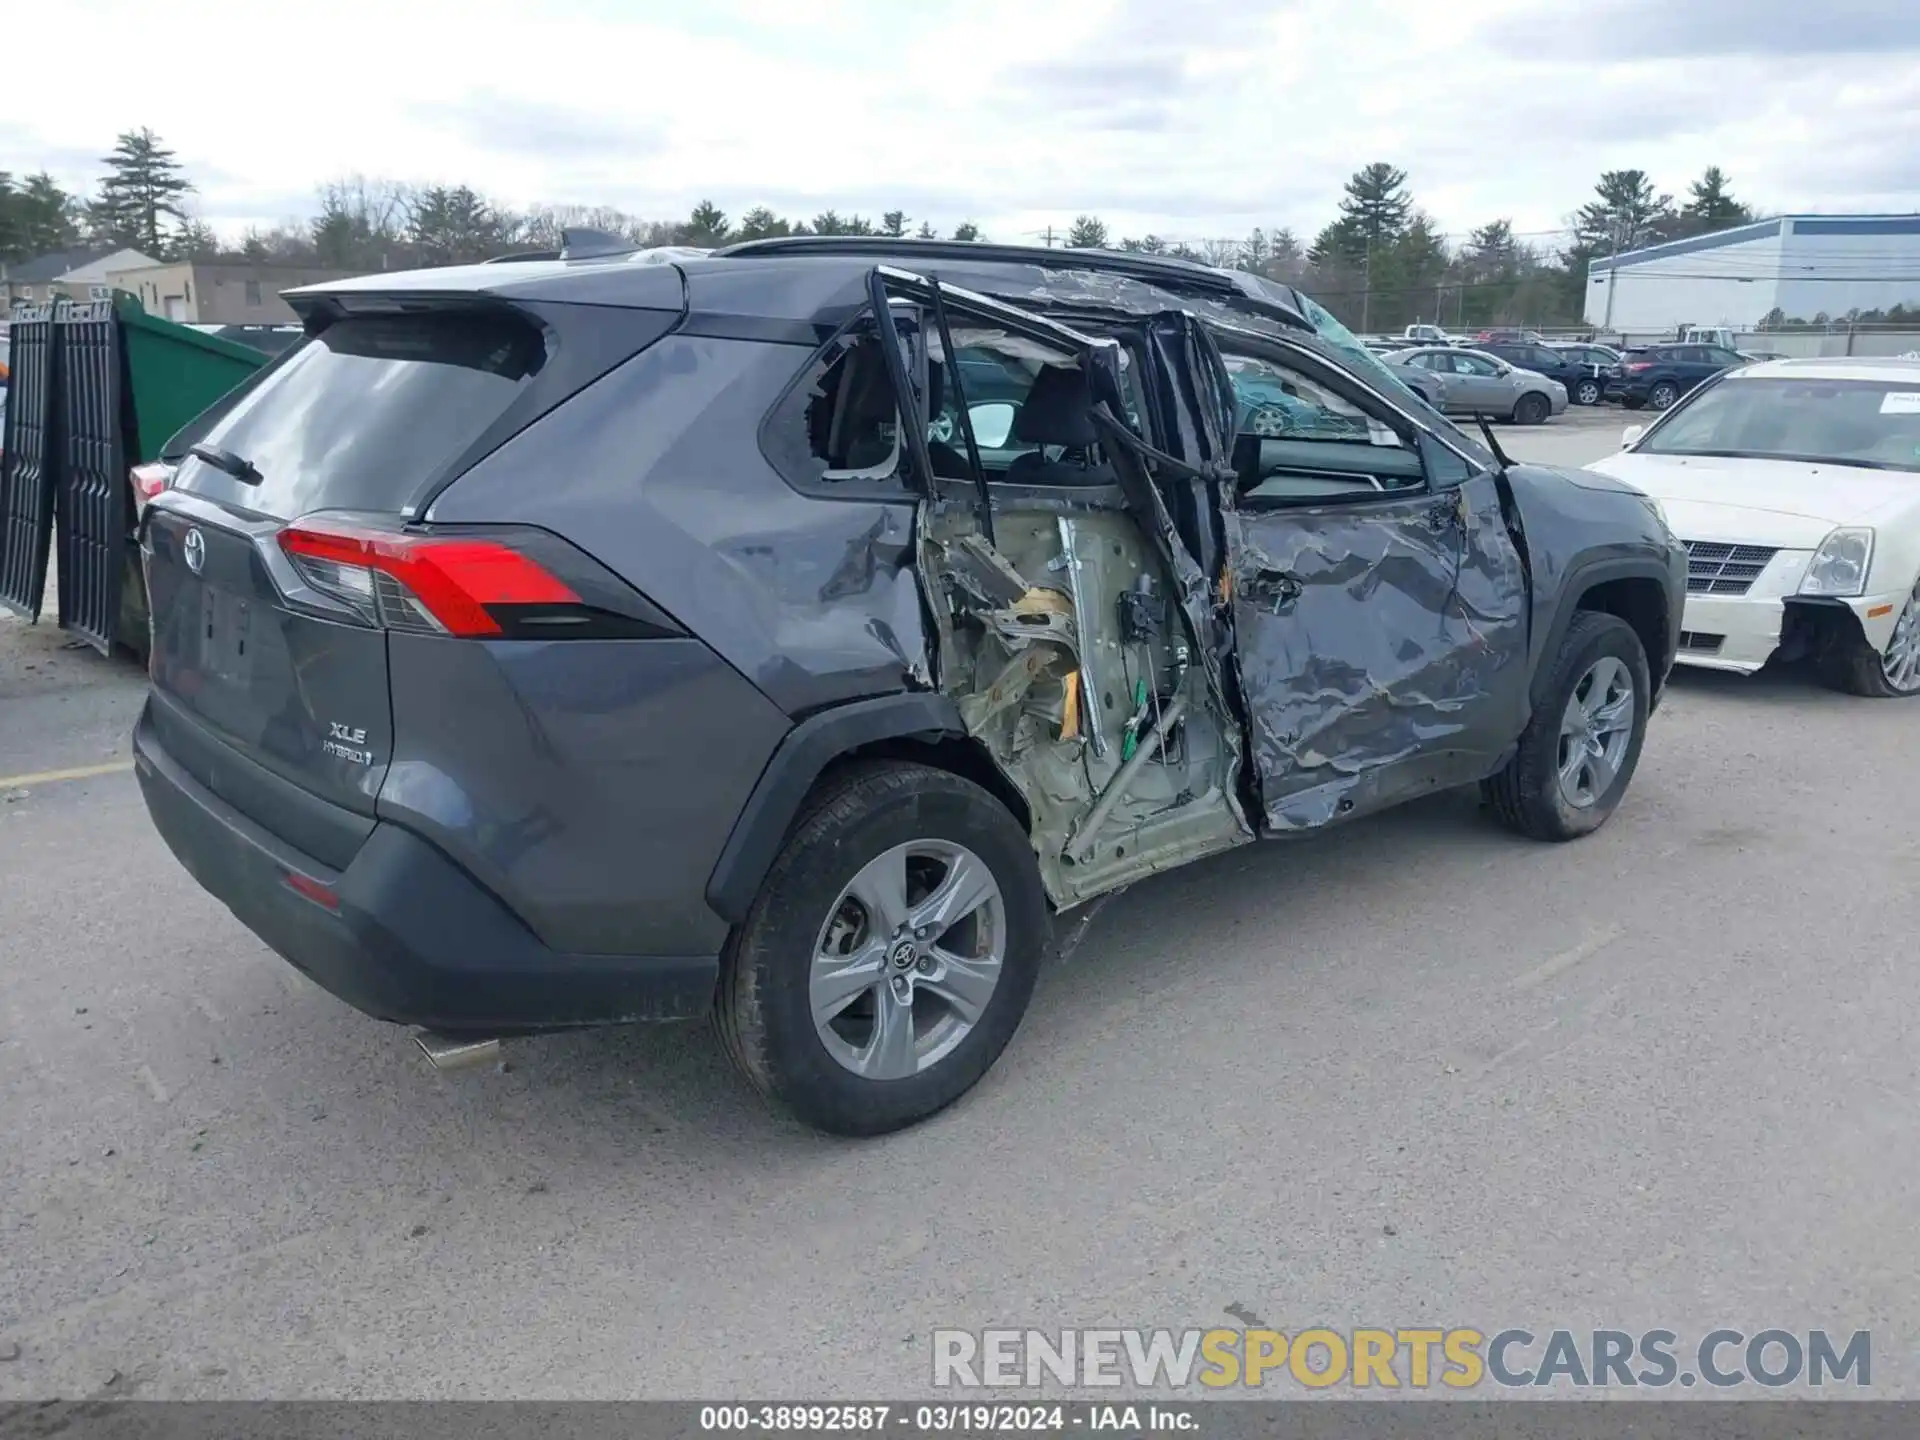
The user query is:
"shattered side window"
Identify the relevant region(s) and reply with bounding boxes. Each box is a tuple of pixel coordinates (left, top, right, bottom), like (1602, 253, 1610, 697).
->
(762, 317, 909, 493)
(1294, 291, 1495, 467)
(1222, 353, 1401, 448)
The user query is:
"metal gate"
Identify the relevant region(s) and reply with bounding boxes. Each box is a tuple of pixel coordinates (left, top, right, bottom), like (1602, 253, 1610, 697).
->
(0, 306, 58, 622)
(52, 300, 129, 653)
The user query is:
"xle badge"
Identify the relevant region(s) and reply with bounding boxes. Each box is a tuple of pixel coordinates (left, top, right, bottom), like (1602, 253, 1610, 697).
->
(324, 721, 374, 766)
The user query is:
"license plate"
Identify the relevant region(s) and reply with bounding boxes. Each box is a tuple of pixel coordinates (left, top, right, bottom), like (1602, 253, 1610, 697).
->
(198, 587, 253, 683)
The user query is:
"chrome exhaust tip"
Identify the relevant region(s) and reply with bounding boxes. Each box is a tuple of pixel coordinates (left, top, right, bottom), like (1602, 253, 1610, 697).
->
(413, 1030, 502, 1072)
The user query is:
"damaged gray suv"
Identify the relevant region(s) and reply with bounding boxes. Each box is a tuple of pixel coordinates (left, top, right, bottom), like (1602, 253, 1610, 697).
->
(132, 237, 1687, 1136)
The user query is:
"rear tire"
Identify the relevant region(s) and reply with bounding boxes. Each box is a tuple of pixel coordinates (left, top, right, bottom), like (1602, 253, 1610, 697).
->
(1822, 578, 1920, 698)
(1484, 611, 1651, 842)
(115, 547, 150, 666)
(715, 761, 1046, 1136)
(1513, 392, 1550, 425)
(1648, 381, 1679, 410)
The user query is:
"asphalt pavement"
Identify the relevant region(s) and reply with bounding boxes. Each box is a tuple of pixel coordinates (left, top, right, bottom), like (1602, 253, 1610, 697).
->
(3, 405, 1916, 1400)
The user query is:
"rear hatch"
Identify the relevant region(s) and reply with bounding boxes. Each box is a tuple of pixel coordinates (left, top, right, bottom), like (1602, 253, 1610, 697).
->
(142, 306, 559, 858)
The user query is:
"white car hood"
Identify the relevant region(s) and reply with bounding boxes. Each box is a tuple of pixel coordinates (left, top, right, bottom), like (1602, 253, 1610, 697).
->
(1588, 452, 1920, 547)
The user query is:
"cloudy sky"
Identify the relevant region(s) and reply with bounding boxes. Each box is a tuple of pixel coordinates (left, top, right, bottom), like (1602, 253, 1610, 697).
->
(6, 0, 1918, 249)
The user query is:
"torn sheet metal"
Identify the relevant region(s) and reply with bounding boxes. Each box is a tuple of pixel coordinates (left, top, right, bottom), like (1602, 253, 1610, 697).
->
(1225, 476, 1530, 832)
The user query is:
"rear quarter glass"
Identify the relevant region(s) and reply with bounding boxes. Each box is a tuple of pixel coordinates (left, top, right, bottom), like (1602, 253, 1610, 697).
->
(170, 310, 547, 519)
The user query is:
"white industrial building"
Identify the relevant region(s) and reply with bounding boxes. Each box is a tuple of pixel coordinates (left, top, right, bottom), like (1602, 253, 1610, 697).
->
(1585, 214, 1920, 333)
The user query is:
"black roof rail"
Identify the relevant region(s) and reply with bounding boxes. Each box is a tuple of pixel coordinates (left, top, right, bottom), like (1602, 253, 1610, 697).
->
(716, 234, 1235, 288)
(714, 234, 1318, 329)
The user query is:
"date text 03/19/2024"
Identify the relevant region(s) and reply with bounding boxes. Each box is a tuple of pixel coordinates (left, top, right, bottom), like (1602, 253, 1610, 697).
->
(699, 1405, 1193, 1433)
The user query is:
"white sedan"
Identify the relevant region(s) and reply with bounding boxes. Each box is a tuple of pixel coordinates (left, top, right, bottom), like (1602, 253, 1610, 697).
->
(1585, 357, 1920, 697)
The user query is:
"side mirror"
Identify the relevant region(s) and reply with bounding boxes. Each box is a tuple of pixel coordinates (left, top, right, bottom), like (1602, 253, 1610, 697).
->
(1621, 424, 1645, 448)
(967, 401, 1016, 449)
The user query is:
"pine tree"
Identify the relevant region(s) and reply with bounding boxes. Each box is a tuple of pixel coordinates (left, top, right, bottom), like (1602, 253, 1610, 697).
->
(407, 186, 506, 266)
(1066, 215, 1109, 248)
(1681, 167, 1752, 234)
(1337, 163, 1413, 254)
(880, 210, 909, 238)
(682, 201, 730, 246)
(175, 220, 221, 260)
(734, 206, 790, 241)
(90, 128, 193, 256)
(1573, 169, 1674, 256)
(952, 221, 982, 242)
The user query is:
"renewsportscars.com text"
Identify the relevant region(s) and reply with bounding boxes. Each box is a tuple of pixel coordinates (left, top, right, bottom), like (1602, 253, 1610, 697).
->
(932, 1327, 1872, 1391)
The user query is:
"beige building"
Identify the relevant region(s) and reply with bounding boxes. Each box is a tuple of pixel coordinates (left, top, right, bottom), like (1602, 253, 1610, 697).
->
(3, 247, 161, 309)
(105, 261, 361, 325)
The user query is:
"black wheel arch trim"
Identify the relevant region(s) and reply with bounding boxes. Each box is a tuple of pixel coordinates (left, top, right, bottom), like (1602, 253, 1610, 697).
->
(1532, 555, 1680, 711)
(705, 691, 968, 925)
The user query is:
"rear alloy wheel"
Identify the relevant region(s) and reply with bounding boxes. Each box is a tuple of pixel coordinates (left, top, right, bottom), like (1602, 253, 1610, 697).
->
(716, 761, 1045, 1136)
(1826, 576, 1920, 698)
(1574, 378, 1602, 406)
(1513, 392, 1551, 426)
(1648, 381, 1680, 410)
(1483, 611, 1651, 841)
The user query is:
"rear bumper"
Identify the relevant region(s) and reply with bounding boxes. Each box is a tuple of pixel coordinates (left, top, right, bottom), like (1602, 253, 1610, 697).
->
(133, 708, 718, 1032)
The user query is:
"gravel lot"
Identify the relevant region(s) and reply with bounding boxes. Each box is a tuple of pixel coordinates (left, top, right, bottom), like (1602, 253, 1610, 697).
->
(4, 405, 1915, 1400)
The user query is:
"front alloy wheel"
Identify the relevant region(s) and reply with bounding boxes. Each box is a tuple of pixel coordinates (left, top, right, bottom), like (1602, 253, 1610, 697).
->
(1575, 378, 1602, 406)
(1482, 610, 1651, 841)
(1556, 656, 1635, 809)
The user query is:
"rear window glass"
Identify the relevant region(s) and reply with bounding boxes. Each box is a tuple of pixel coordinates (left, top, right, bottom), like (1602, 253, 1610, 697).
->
(174, 310, 546, 517)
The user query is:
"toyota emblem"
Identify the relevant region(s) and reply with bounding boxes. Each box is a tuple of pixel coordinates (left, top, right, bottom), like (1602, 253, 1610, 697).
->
(183, 527, 206, 575)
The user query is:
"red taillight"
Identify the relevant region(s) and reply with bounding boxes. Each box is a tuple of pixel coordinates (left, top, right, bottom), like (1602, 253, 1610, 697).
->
(131, 462, 174, 515)
(279, 517, 579, 637)
(1624, 361, 1653, 374)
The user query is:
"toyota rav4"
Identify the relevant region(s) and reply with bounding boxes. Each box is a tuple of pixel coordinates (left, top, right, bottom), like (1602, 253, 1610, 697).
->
(132, 238, 1687, 1136)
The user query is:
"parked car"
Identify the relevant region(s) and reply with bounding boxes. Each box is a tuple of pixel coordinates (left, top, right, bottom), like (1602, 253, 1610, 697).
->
(1548, 343, 1624, 406)
(1476, 328, 1546, 345)
(1402, 323, 1462, 345)
(131, 238, 1684, 1136)
(1606, 342, 1746, 411)
(1388, 345, 1569, 424)
(1478, 340, 1592, 401)
(1587, 357, 1920, 696)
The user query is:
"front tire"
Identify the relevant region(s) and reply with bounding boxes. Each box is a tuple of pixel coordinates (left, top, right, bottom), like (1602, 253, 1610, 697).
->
(1513, 392, 1550, 425)
(1823, 578, 1920, 698)
(1574, 378, 1602, 406)
(1483, 611, 1651, 841)
(716, 761, 1046, 1136)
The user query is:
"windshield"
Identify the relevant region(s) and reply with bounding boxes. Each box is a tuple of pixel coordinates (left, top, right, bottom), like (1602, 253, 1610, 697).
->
(1641, 376, 1920, 473)
(1291, 292, 1493, 465)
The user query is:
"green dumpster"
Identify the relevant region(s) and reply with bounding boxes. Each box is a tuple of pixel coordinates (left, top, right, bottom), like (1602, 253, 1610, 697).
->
(114, 292, 272, 463)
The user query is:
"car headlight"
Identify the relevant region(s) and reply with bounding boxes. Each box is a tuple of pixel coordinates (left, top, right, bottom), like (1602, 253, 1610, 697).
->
(1800, 527, 1875, 597)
